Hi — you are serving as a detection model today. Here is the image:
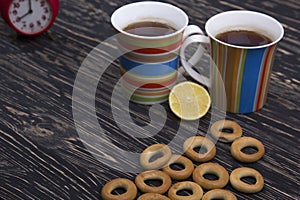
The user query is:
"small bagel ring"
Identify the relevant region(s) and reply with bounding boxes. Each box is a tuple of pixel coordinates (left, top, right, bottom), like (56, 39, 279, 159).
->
(101, 178, 137, 200)
(192, 162, 229, 190)
(140, 144, 172, 170)
(210, 120, 243, 143)
(168, 181, 203, 200)
(202, 189, 237, 200)
(231, 136, 265, 163)
(162, 154, 194, 180)
(183, 136, 216, 162)
(135, 170, 172, 194)
(230, 167, 264, 193)
(137, 193, 171, 200)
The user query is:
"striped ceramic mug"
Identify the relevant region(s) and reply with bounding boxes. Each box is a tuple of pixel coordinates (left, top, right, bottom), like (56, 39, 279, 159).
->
(111, 1, 204, 104)
(181, 11, 284, 113)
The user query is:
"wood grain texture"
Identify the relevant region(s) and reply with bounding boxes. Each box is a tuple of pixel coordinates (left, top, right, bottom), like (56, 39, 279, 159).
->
(0, 0, 299, 199)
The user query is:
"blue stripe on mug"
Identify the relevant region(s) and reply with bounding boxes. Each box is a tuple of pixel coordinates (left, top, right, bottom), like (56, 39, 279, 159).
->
(239, 48, 266, 113)
(119, 56, 179, 77)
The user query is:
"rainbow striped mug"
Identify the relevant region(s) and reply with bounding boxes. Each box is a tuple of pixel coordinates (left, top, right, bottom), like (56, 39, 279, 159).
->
(181, 11, 284, 113)
(111, 1, 204, 104)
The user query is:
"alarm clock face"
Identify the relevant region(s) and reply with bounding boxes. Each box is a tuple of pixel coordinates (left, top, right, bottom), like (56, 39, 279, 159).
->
(8, 0, 53, 35)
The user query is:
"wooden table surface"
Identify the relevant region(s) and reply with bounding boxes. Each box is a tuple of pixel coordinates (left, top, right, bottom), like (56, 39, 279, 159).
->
(1, 0, 299, 199)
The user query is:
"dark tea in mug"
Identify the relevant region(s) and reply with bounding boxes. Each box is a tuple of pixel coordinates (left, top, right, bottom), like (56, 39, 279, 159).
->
(216, 30, 272, 47)
(123, 21, 177, 37)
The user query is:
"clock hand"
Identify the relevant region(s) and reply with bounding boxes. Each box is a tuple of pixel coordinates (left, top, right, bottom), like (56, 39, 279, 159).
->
(19, 12, 31, 20)
(28, 0, 32, 13)
(19, 0, 33, 20)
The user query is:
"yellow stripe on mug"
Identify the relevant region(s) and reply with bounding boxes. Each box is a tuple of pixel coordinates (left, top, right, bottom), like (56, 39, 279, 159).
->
(111, 1, 205, 104)
(180, 10, 284, 113)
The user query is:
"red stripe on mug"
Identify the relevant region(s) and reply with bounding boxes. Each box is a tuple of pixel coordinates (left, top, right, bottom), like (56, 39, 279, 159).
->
(120, 71, 177, 89)
(255, 46, 274, 111)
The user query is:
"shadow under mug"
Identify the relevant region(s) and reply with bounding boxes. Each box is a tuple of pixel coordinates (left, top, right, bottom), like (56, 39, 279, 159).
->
(111, 1, 204, 104)
(181, 10, 284, 114)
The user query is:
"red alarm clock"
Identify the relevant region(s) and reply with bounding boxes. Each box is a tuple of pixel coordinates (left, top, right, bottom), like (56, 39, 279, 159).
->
(0, 0, 60, 36)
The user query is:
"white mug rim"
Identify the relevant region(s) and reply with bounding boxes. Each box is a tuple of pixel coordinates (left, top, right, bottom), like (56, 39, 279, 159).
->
(205, 10, 284, 49)
(111, 1, 189, 40)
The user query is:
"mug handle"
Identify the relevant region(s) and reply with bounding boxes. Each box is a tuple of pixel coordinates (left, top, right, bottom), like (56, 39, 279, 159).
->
(182, 25, 204, 40)
(180, 33, 211, 87)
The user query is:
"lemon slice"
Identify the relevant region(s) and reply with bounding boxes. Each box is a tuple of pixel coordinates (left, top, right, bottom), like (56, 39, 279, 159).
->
(169, 81, 211, 120)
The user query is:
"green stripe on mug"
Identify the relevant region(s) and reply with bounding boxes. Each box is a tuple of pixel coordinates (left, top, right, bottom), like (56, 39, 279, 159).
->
(111, 1, 205, 104)
(181, 10, 284, 113)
